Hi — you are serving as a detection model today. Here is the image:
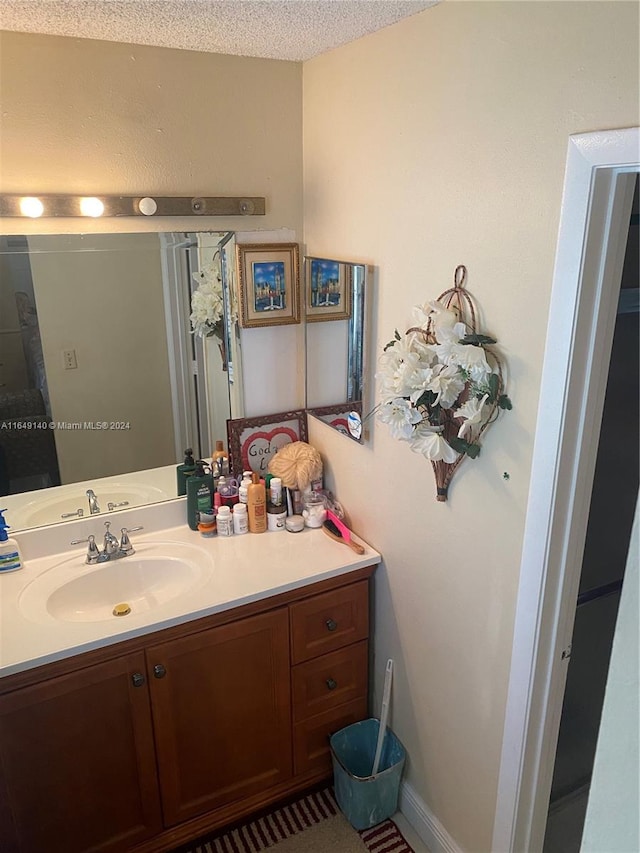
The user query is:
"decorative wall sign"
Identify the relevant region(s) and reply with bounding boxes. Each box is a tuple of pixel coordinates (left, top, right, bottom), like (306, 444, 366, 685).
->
(236, 243, 300, 328)
(377, 265, 512, 501)
(227, 409, 308, 475)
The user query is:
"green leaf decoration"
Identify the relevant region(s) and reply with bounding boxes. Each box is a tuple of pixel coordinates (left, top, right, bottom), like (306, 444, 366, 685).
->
(498, 394, 513, 410)
(448, 436, 481, 458)
(394, 329, 401, 340)
(487, 373, 500, 403)
(383, 340, 396, 351)
(415, 390, 438, 410)
(459, 333, 497, 346)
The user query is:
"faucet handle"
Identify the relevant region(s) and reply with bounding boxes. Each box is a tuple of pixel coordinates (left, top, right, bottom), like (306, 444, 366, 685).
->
(120, 526, 143, 555)
(70, 534, 100, 564)
(103, 521, 119, 554)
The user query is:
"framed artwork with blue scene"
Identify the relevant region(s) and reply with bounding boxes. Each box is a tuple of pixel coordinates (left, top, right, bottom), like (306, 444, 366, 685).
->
(236, 243, 300, 328)
(305, 257, 352, 322)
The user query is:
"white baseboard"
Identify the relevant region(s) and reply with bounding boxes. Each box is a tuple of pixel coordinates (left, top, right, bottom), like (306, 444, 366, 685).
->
(399, 780, 463, 853)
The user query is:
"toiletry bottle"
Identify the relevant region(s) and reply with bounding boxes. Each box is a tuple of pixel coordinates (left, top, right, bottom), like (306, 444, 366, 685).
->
(176, 447, 196, 496)
(233, 503, 249, 535)
(270, 477, 283, 508)
(216, 505, 233, 537)
(212, 440, 229, 476)
(198, 509, 217, 537)
(247, 472, 267, 533)
(0, 509, 23, 572)
(238, 472, 252, 504)
(186, 461, 214, 531)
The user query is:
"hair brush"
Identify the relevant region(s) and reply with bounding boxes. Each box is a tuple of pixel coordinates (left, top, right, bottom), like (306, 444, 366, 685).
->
(322, 510, 365, 554)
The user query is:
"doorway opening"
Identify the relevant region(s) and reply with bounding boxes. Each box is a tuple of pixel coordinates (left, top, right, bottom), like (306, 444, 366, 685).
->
(542, 176, 639, 853)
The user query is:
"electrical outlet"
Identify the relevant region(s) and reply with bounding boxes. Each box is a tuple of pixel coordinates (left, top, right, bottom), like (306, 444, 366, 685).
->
(63, 349, 77, 370)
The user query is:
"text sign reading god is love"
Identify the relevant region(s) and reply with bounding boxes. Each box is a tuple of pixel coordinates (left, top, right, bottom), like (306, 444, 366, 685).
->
(240, 426, 299, 473)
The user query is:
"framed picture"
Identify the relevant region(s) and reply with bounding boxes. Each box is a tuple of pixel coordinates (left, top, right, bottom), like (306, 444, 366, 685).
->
(227, 409, 308, 476)
(305, 258, 352, 322)
(236, 243, 300, 328)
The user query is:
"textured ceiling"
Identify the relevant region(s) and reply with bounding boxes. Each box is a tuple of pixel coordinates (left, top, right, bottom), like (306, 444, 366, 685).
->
(0, 0, 438, 61)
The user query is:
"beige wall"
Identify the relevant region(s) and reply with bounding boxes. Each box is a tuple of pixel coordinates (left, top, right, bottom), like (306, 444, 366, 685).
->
(303, 2, 639, 850)
(0, 31, 302, 236)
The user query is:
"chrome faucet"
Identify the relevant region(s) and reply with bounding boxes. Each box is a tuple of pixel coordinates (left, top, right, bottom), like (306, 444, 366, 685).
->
(71, 521, 144, 564)
(86, 489, 101, 515)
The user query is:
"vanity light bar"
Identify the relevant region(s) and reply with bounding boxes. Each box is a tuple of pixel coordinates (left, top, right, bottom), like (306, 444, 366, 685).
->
(0, 195, 266, 218)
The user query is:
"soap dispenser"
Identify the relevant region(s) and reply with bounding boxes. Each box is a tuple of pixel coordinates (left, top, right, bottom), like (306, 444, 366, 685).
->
(0, 509, 24, 572)
(176, 447, 196, 496)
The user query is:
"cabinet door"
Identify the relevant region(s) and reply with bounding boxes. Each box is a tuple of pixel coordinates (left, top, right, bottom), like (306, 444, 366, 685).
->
(147, 607, 292, 826)
(0, 653, 162, 853)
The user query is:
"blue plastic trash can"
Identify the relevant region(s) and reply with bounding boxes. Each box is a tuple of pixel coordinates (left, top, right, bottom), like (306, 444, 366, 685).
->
(330, 717, 406, 831)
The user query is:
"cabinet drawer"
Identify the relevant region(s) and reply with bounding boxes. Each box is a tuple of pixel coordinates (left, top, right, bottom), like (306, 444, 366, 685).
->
(290, 580, 369, 664)
(292, 640, 368, 723)
(293, 697, 368, 776)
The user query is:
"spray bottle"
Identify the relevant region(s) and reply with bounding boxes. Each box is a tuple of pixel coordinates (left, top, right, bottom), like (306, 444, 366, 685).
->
(0, 510, 24, 573)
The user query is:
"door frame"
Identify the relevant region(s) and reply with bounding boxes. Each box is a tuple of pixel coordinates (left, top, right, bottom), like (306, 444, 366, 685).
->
(492, 127, 640, 852)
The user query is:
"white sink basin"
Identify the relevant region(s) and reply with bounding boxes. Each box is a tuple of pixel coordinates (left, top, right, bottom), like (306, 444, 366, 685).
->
(16, 483, 171, 528)
(19, 542, 212, 624)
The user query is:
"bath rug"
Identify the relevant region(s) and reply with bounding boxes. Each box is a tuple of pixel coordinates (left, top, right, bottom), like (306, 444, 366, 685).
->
(176, 787, 415, 853)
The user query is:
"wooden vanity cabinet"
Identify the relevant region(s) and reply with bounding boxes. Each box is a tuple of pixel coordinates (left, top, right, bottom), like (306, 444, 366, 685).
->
(0, 653, 162, 853)
(0, 567, 374, 853)
(147, 608, 292, 827)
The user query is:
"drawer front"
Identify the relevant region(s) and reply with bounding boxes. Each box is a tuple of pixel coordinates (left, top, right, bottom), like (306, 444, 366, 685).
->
(292, 640, 368, 723)
(293, 697, 368, 776)
(290, 580, 369, 664)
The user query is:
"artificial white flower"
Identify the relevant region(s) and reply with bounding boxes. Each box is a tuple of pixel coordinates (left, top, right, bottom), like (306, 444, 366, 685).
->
(451, 343, 492, 382)
(428, 301, 467, 343)
(425, 363, 466, 408)
(409, 424, 459, 462)
(190, 257, 224, 338)
(377, 397, 423, 440)
(377, 335, 433, 400)
(456, 393, 489, 438)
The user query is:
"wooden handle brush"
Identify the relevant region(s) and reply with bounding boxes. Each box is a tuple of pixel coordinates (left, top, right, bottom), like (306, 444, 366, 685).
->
(322, 514, 365, 554)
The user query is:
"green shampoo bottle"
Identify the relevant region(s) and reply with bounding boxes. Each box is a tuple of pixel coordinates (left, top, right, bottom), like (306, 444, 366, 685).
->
(176, 447, 196, 496)
(186, 460, 214, 531)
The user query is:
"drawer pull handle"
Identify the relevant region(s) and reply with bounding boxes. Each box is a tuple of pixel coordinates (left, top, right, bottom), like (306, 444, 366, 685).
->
(325, 618, 338, 632)
(326, 678, 338, 690)
(131, 673, 146, 688)
(153, 664, 167, 679)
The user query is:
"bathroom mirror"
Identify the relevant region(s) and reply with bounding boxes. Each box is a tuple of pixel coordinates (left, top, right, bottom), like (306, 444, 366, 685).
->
(304, 256, 368, 442)
(0, 230, 245, 531)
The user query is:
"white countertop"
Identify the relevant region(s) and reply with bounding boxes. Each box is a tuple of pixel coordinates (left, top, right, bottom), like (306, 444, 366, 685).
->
(0, 503, 380, 679)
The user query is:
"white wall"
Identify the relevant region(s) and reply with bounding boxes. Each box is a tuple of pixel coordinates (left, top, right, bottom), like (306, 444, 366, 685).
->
(302, 2, 639, 849)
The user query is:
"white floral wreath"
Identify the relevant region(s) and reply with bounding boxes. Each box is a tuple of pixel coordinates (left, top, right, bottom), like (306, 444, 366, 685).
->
(376, 266, 511, 500)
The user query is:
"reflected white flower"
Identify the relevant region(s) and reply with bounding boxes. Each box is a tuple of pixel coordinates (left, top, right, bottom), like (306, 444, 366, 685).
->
(457, 393, 489, 438)
(425, 364, 466, 408)
(409, 424, 459, 462)
(190, 257, 224, 338)
(377, 398, 423, 440)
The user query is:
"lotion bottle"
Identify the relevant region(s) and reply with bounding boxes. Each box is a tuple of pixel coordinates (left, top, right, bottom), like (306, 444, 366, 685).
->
(176, 448, 196, 496)
(0, 510, 23, 572)
(247, 472, 267, 533)
(186, 461, 214, 531)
